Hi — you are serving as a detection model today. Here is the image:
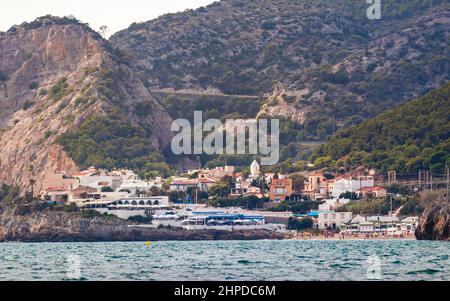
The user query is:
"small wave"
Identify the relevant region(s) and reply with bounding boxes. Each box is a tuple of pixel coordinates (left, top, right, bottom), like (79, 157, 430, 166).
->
(406, 268, 440, 275)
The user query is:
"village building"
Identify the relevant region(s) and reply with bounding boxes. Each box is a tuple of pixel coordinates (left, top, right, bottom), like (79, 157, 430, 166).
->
(355, 186, 388, 199)
(318, 198, 351, 211)
(44, 186, 69, 203)
(72, 167, 98, 178)
(340, 215, 417, 235)
(317, 211, 353, 230)
(170, 177, 217, 192)
(78, 175, 122, 191)
(328, 176, 375, 198)
(43, 172, 79, 192)
(230, 183, 264, 199)
(269, 178, 293, 202)
(119, 179, 155, 194)
(192, 166, 235, 181)
(81, 196, 170, 219)
(67, 186, 100, 202)
(302, 172, 328, 199)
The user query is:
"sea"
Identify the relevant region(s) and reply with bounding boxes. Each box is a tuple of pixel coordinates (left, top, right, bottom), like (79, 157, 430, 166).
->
(0, 240, 449, 281)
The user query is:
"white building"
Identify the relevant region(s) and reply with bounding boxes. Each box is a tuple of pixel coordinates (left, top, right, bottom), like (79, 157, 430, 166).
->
(318, 199, 350, 211)
(317, 211, 353, 230)
(170, 177, 217, 192)
(328, 176, 375, 198)
(81, 196, 170, 219)
(79, 176, 122, 191)
(340, 215, 415, 235)
(118, 178, 163, 194)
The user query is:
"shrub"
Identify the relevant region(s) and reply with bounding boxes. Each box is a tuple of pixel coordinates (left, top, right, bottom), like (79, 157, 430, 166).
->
(81, 209, 101, 219)
(29, 81, 39, 90)
(128, 215, 153, 224)
(44, 131, 54, 139)
(101, 186, 114, 192)
(288, 217, 314, 231)
(22, 100, 35, 110)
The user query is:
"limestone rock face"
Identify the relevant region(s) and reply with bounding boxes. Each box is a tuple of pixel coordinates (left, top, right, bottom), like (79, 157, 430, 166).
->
(415, 200, 450, 241)
(0, 17, 173, 194)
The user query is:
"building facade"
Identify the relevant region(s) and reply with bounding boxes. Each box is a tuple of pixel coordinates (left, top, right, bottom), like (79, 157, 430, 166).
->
(269, 178, 293, 202)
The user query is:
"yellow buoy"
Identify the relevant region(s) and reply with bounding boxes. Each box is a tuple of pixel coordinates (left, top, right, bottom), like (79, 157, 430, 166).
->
(145, 241, 151, 246)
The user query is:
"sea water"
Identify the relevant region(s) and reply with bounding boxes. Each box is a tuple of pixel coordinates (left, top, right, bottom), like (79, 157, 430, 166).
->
(0, 240, 449, 281)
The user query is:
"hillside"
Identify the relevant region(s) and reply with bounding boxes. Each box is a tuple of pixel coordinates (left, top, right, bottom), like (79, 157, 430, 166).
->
(111, 0, 450, 140)
(1, 1, 449, 193)
(0, 16, 176, 193)
(313, 82, 450, 175)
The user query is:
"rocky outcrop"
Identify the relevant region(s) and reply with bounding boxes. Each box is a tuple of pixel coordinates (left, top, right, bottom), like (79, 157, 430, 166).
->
(415, 200, 450, 241)
(0, 207, 287, 242)
(0, 17, 174, 194)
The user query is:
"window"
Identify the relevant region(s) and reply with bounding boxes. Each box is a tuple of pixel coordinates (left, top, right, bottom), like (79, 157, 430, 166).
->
(274, 188, 286, 194)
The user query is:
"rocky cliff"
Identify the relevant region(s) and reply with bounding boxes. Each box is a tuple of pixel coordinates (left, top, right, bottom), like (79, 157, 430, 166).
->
(0, 207, 286, 242)
(0, 17, 174, 194)
(415, 200, 450, 241)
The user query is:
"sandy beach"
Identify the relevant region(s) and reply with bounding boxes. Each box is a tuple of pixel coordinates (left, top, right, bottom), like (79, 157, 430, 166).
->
(290, 232, 416, 241)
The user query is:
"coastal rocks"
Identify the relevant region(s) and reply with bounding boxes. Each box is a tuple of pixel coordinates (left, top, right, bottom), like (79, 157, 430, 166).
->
(0, 208, 287, 242)
(0, 225, 4, 242)
(415, 200, 450, 241)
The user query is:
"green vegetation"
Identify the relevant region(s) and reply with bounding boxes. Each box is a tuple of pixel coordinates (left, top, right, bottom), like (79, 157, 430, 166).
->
(269, 200, 323, 214)
(128, 215, 153, 224)
(28, 81, 39, 90)
(156, 93, 264, 123)
(13, 15, 102, 40)
(80, 209, 101, 219)
(288, 217, 314, 231)
(336, 198, 404, 215)
(313, 83, 450, 174)
(57, 110, 175, 177)
(101, 186, 114, 192)
(208, 176, 234, 198)
(49, 77, 72, 100)
(44, 131, 54, 139)
(208, 196, 268, 210)
(0, 184, 20, 204)
(22, 100, 35, 110)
